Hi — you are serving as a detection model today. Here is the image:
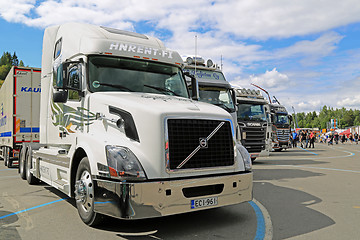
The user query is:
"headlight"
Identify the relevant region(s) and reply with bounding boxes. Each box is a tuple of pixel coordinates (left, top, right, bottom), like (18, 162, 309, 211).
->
(236, 143, 252, 171)
(102, 146, 146, 180)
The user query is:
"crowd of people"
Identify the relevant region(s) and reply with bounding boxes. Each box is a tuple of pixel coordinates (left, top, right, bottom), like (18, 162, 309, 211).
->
(321, 131, 359, 145)
(290, 129, 359, 148)
(290, 130, 316, 148)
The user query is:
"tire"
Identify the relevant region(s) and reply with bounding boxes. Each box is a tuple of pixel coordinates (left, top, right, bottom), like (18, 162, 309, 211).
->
(4, 147, 8, 166)
(251, 157, 256, 162)
(74, 157, 103, 226)
(274, 148, 283, 152)
(25, 148, 39, 185)
(19, 147, 26, 180)
(0, 147, 3, 161)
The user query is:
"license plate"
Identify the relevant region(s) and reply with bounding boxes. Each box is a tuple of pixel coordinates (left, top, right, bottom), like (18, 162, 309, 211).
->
(191, 196, 218, 209)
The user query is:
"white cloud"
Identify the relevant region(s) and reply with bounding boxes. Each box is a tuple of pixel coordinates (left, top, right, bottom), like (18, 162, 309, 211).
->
(275, 32, 343, 61)
(1, 0, 360, 39)
(230, 68, 290, 91)
(337, 97, 360, 108)
(209, 0, 360, 39)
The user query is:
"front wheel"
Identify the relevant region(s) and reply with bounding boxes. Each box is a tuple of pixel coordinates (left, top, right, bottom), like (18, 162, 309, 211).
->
(25, 148, 39, 185)
(19, 147, 26, 180)
(74, 157, 103, 226)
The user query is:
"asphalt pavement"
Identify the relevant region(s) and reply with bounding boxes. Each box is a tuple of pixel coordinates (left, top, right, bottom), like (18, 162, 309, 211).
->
(0, 142, 359, 239)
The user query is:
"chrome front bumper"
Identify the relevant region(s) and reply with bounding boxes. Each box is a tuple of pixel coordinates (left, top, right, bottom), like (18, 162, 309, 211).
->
(93, 172, 253, 219)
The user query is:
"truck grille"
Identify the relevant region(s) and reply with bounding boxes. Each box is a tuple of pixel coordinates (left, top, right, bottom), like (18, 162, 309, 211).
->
(241, 126, 266, 153)
(276, 128, 290, 142)
(167, 119, 234, 170)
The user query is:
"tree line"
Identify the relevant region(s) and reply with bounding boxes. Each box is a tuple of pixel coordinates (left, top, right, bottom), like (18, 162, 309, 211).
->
(0, 51, 25, 87)
(292, 106, 360, 130)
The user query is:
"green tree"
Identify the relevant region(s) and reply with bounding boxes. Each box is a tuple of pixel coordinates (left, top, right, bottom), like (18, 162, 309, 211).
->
(0, 51, 24, 86)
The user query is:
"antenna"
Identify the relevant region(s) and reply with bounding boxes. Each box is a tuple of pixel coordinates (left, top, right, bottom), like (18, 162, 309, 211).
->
(195, 35, 197, 76)
(273, 96, 281, 105)
(251, 83, 272, 104)
(221, 55, 223, 71)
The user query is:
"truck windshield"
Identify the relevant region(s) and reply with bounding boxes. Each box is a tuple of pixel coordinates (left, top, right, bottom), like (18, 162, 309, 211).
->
(275, 114, 289, 124)
(88, 56, 189, 98)
(198, 87, 236, 113)
(237, 103, 266, 121)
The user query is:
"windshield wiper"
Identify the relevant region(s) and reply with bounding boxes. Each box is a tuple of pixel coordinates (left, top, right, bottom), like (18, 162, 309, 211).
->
(94, 82, 133, 92)
(144, 84, 180, 96)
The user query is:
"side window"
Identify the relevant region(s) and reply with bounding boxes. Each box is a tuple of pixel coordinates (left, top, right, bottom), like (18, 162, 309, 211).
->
(54, 38, 62, 59)
(68, 65, 81, 90)
(68, 65, 81, 101)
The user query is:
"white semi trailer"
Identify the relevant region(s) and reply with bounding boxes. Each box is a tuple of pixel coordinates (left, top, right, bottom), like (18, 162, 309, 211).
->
(0, 66, 41, 167)
(19, 23, 253, 226)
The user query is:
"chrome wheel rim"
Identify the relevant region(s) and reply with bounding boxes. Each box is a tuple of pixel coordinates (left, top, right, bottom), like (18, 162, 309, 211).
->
(75, 170, 94, 213)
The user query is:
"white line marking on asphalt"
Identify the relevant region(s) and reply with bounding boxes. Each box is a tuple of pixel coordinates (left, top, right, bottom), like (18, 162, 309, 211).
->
(275, 165, 360, 174)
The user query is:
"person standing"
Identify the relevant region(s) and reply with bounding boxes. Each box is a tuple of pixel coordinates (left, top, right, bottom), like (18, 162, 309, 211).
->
(292, 131, 298, 147)
(354, 132, 359, 144)
(309, 131, 315, 148)
(305, 130, 309, 148)
(334, 131, 339, 144)
(349, 133, 354, 144)
(341, 134, 346, 144)
(300, 130, 307, 148)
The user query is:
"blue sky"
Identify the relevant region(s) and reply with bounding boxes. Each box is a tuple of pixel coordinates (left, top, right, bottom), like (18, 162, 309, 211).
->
(1, 0, 360, 113)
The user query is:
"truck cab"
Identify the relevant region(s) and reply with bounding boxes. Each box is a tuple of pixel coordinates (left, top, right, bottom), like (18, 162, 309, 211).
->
(235, 88, 270, 161)
(20, 23, 253, 226)
(182, 56, 237, 130)
(269, 104, 292, 151)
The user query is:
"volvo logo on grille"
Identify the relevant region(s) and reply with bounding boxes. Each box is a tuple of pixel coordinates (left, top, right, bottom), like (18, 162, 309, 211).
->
(199, 138, 208, 149)
(282, 130, 285, 135)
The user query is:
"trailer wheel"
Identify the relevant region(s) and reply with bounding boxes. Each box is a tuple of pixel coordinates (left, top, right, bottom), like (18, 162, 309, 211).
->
(0, 147, 3, 161)
(25, 148, 39, 185)
(74, 157, 103, 226)
(4, 147, 9, 166)
(19, 147, 26, 180)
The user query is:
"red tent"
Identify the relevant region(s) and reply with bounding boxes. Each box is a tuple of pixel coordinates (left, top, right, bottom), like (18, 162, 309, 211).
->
(339, 129, 351, 136)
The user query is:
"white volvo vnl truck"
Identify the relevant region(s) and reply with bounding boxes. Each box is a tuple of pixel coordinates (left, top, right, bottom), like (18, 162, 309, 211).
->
(0, 66, 41, 167)
(19, 23, 252, 226)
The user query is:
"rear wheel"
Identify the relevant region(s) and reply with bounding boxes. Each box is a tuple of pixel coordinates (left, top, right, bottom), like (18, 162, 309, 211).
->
(4, 147, 9, 166)
(74, 157, 103, 226)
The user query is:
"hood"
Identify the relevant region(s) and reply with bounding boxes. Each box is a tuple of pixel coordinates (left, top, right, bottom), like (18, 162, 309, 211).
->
(90, 92, 232, 119)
